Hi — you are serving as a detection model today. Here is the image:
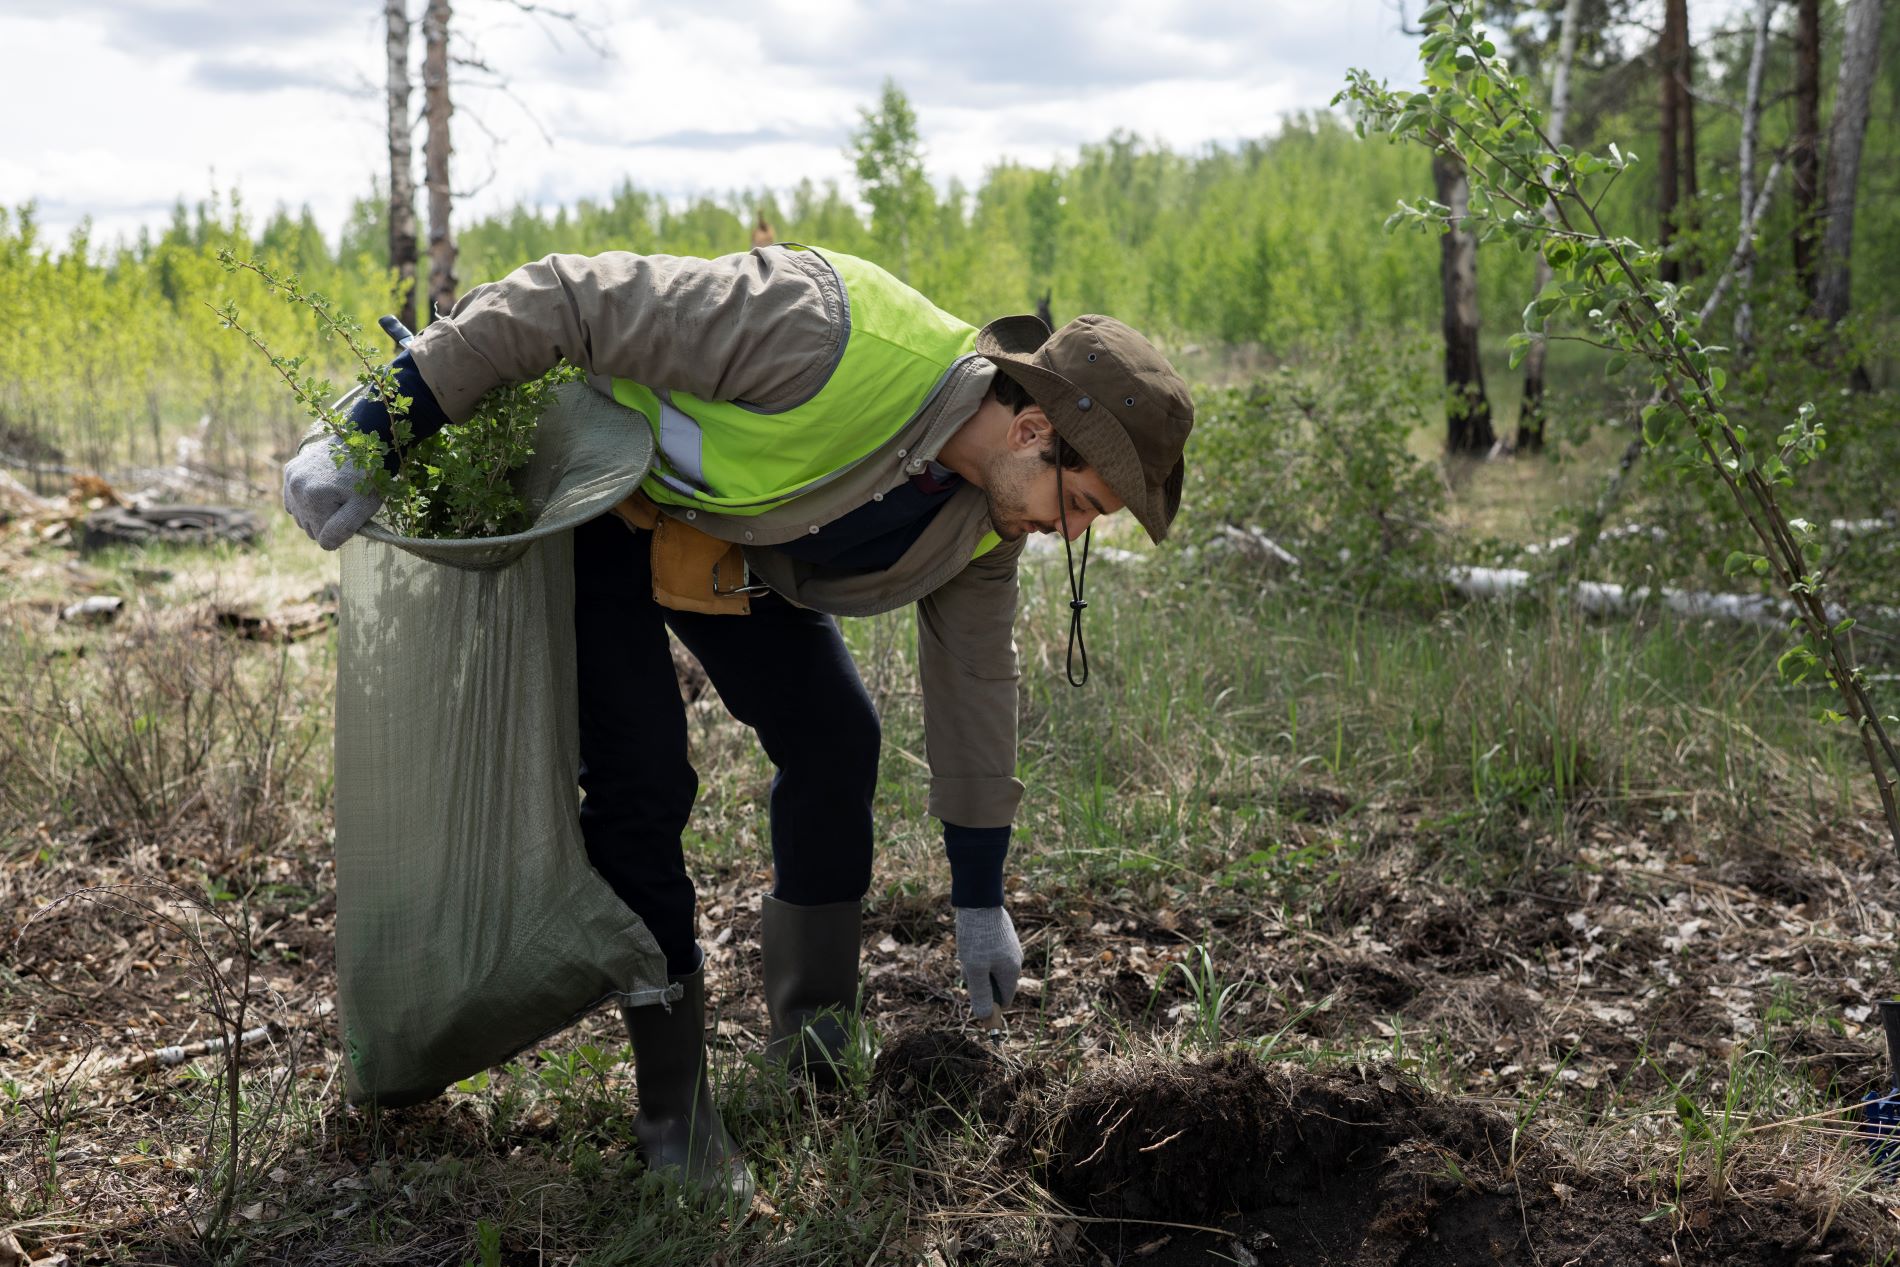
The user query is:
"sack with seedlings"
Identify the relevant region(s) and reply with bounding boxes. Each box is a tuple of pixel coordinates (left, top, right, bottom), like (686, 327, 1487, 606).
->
(322, 381, 670, 1106)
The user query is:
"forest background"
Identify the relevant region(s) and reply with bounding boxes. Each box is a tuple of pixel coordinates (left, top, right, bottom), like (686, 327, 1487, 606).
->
(3, 0, 1897, 612)
(6, 0, 1900, 1261)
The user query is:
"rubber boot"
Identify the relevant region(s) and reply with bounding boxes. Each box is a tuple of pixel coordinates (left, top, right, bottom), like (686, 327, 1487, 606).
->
(761, 895, 865, 1086)
(619, 957, 756, 1204)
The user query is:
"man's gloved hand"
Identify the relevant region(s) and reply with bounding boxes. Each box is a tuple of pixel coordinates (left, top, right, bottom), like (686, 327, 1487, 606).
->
(283, 436, 383, 550)
(955, 905, 1022, 1021)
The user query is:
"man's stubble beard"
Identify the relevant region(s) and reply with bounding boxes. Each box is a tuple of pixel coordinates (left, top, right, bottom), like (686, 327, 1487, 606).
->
(979, 448, 1036, 542)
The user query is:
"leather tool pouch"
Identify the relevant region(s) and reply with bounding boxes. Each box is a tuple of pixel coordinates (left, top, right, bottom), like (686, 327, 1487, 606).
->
(609, 491, 753, 616)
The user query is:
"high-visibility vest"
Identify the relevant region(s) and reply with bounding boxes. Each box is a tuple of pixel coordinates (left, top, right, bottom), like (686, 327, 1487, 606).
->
(610, 245, 979, 519)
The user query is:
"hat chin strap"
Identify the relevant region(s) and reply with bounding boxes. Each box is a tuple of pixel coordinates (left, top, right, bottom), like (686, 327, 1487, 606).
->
(1056, 460, 1090, 689)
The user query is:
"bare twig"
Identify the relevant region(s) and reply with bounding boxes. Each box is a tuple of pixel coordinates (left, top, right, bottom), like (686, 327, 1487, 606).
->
(112, 999, 334, 1077)
(116, 1023, 286, 1077)
(490, 0, 613, 58)
(15, 883, 302, 1249)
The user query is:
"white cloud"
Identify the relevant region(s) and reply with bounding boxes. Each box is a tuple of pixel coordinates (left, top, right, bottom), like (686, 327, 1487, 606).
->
(3, 0, 1438, 252)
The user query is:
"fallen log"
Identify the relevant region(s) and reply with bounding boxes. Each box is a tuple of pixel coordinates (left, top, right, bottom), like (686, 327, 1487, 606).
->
(1213, 524, 1301, 569)
(1023, 534, 1148, 567)
(1446, 564, 1899, 634)
(81, 505, 263, 553)
(116, 1021, 288, 1076)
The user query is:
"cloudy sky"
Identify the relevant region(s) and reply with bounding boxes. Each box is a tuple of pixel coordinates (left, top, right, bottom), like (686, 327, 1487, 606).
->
(4, 1, 1504, 250)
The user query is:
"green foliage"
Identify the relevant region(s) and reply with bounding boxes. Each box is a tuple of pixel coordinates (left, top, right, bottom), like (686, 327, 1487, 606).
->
(1167, 943, 1252, 1049)
(383, 362, 579, 539)
(214, 252, 578, 540)
(850, 78, 933, 281)
(1606, 290, 1900, 611)
(1339, 0, 1900, 847)
(6, 45, 1900, 481)
(0, 107, 1521, 485)
(1186, 337, 1448, 599)
(447, 116, 1456, 345)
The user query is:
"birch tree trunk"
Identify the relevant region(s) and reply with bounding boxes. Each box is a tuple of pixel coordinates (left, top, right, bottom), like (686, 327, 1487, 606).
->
(1657, 0, 1686, 284)
(423, 0, 457, 320)
(1434, 150, 1494, 455)
(1516, 0, 1582, 453)
(1791, 0, 1822, 300)
(1814, 0, 1887, 327)
(1733, 0, 1777, 348)
(1675, 0, 1699, 279)
(386, 0, 418, 333)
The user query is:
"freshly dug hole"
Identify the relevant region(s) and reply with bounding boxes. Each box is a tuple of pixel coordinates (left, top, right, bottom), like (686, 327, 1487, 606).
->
(1046, 1050, 1408, 1222)
(1041, 1051, 1894, 1267)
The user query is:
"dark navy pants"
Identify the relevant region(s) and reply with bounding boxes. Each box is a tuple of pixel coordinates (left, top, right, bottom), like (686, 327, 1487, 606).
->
(572, 513, 880, 977)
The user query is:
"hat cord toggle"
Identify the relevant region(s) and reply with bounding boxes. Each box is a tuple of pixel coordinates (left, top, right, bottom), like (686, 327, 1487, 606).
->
(1056, 458, 1090, 688)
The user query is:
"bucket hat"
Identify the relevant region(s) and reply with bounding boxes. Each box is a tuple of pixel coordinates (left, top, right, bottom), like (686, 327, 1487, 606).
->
(974, 314, 1193, 543)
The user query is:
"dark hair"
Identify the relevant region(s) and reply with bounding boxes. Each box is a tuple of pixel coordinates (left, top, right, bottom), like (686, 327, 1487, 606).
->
(993, 366, 1085, 469)
(1037, 437, 1087, 471)
(991, 366, 1038, 414)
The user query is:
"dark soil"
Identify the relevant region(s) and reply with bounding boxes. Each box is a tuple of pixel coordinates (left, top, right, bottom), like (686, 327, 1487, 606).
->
(1041, 1052, 1896, 1267)
(12, 747, 1900, 1267)
(871, 1027, 1014, 1128)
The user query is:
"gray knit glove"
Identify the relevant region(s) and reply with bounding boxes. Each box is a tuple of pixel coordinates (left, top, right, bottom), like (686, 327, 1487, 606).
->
(955, 906, 1021, 1021)
(284, 436, 382, 550)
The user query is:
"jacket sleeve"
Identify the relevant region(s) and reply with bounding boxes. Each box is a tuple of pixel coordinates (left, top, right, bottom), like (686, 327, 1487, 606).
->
(916, 537, 1025, 830)
(405, 247, 845, 422)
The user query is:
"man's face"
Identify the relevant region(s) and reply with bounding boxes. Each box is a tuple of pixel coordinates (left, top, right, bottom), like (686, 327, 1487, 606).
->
(981, 408, 1125, 543)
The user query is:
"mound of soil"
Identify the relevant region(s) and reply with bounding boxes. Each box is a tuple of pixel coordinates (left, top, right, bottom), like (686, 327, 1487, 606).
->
(871, 1028, 1014, 1128)
(1042, 1052, 1893, 1267)
(1047, 1052, 1411, 1226)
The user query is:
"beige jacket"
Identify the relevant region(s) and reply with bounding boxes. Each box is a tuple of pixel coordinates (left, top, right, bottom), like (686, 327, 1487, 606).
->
(406, 245, 1024, 829)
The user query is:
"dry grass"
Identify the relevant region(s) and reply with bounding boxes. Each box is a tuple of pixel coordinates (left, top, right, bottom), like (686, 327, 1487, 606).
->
(2, 446, 1897, 1263)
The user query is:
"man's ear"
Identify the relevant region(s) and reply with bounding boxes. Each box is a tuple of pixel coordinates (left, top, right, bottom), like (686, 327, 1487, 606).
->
(1004, 405, 1052, 454)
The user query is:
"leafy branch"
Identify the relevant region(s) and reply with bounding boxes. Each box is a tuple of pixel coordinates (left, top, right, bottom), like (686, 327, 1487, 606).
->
(1338, 0, 1900, 852)
(214, 252, 570, 540)
(211, 251, 413, 494)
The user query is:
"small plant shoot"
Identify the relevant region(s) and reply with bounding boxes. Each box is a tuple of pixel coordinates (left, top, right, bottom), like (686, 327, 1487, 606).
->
(214, 251, 578, 540)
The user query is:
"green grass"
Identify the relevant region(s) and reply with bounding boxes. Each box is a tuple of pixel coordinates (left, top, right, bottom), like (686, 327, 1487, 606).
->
(850, 554, 1861, 888)
(3, 352, 1892, 1263)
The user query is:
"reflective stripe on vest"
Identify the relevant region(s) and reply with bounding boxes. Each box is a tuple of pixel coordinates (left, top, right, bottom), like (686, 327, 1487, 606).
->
(611, 245, 979, 518)
(657, 397, 708, 493)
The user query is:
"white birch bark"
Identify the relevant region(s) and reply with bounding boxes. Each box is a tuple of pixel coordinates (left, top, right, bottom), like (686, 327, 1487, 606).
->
(1815, 0, 1887, 324)
(386, 0, 419, 333)
(1733, 0, 1777, 347)
(423, 0, 458, 320)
